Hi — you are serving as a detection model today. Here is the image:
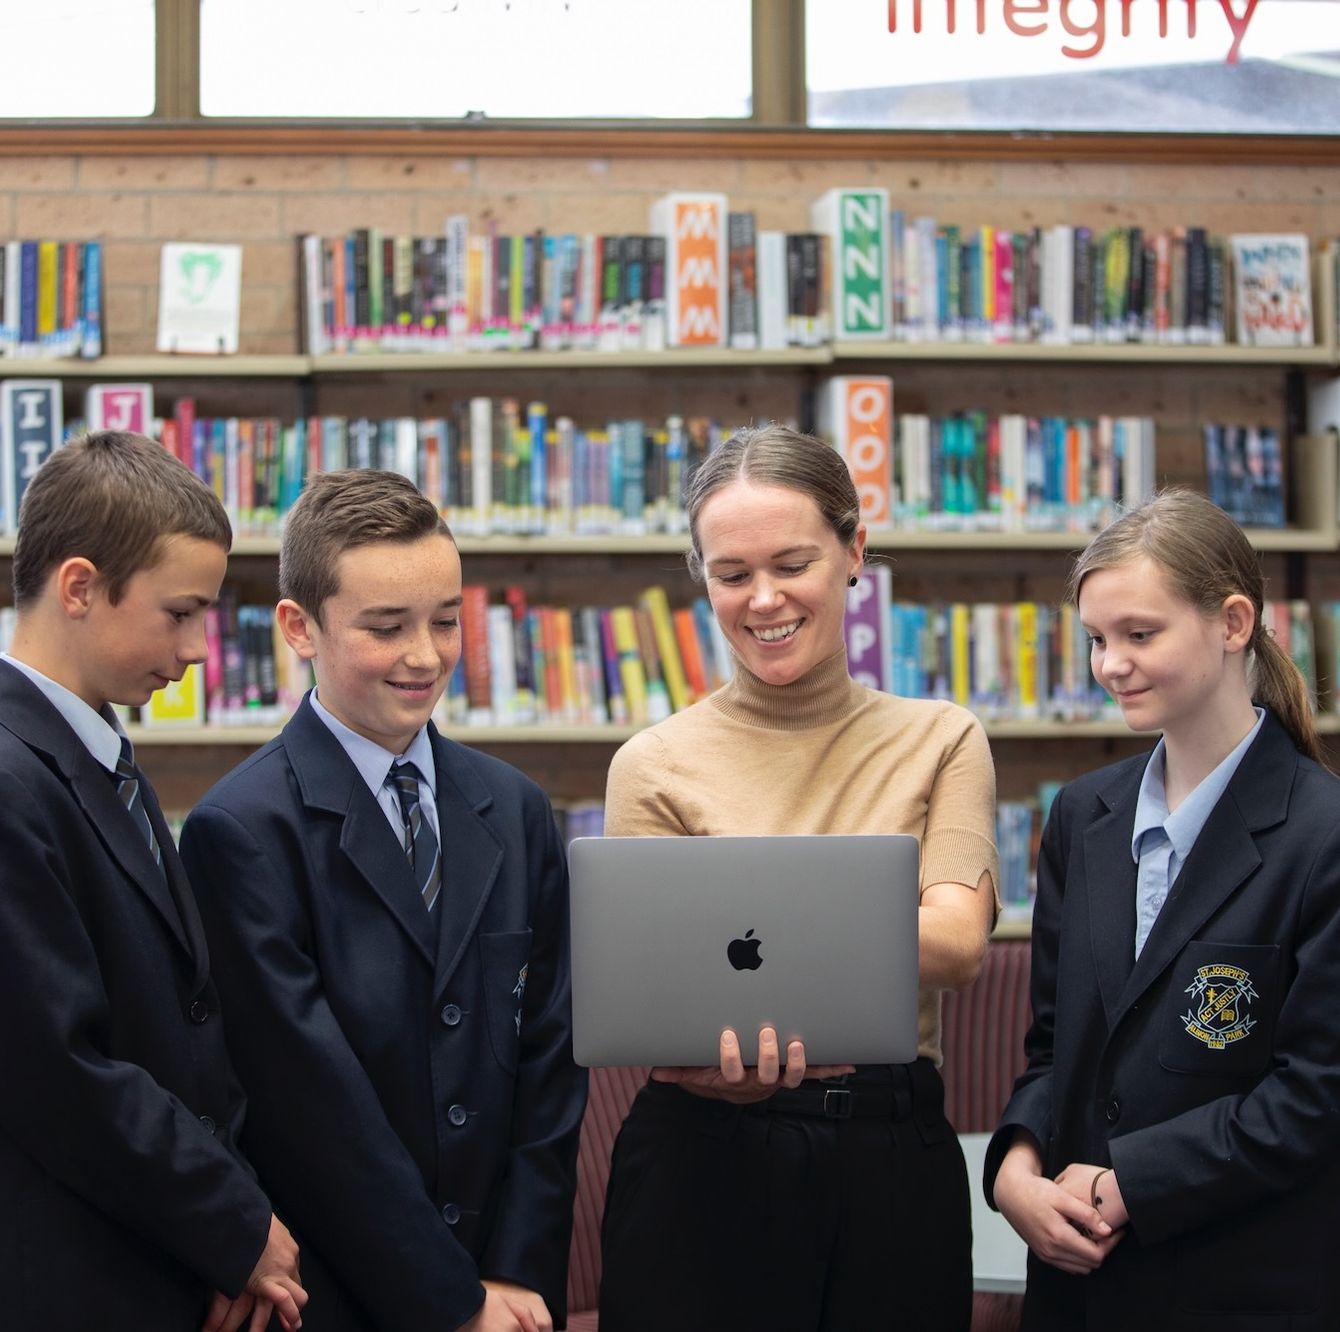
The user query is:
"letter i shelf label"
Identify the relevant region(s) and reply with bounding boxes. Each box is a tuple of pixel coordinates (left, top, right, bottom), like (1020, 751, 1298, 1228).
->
(0, 380, 63, 537)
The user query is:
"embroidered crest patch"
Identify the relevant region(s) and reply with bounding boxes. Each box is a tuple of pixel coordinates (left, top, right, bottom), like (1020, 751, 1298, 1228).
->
(1182, 963, 1257, 1050)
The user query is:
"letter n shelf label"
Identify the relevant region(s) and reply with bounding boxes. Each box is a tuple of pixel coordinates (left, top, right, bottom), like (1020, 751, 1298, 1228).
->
(812, 187, 890, 340)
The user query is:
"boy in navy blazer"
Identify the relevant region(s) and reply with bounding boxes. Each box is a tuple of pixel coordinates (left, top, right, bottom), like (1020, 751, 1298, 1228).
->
(180, 469, 586, 1332)
(0, 430, 306, 1332)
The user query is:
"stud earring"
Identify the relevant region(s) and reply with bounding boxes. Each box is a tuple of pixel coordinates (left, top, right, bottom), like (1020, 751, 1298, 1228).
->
(848, 575, 859, 587)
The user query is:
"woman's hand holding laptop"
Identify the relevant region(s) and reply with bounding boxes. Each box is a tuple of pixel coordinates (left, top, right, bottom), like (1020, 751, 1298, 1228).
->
(649, 1025, 856, 1104)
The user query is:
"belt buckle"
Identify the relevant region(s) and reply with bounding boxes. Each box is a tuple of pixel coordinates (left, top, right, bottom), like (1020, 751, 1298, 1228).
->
(822, 1088, 853, 1119)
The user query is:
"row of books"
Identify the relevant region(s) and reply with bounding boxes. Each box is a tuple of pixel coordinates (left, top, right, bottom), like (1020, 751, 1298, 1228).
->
(885, 220, 1303, 348)
(845, 569, 1320, 721)
(295, 190, 1318, 353)
(0, 579, 1327, 740)
(0, 240, 104, 360)
(445, 586, 732, 729)
(0, 374, 1172, 540)
(299, 219, 833, 355)
(1203, 424, 1287, 529)
(819, 377, 1156, 532)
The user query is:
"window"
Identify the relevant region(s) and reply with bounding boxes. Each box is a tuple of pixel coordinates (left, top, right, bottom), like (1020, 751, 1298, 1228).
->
(0, 0, 155, 118)
(200, 0, 753, 120)
(807, 0, 1340, 134)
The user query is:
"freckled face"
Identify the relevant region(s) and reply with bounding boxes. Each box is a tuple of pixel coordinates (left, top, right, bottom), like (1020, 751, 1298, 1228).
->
(297, 534, 462, 754)
(697, 480, 865, 687)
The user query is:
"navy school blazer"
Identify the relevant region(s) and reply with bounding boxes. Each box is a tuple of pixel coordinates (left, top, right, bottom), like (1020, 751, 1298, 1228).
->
(0, 661, 271, 1331)
(985, 711, 1340, 1332)
(180, 694, 587, 1332)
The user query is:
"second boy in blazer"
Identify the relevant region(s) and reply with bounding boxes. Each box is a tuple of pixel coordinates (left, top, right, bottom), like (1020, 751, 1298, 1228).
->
(181, 470, 586, 1332)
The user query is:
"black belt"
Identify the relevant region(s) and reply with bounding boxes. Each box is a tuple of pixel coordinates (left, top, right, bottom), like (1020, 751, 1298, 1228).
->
(753, 1060, 935, 1122)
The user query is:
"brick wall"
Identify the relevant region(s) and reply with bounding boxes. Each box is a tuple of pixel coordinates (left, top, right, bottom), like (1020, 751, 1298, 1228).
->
(1, 149, 1335, 356)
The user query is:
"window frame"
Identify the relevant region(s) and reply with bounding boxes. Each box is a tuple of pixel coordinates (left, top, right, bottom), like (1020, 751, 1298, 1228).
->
(0, 0, 1334, 166)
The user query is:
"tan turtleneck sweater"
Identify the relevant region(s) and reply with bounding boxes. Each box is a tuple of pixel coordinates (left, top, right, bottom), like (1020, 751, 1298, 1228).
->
(603, 648, 1000, 1064)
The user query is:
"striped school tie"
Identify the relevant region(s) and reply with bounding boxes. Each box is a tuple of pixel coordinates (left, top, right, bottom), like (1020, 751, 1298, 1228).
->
(389, 761, 442, 911)
(115, 736, 162, 871)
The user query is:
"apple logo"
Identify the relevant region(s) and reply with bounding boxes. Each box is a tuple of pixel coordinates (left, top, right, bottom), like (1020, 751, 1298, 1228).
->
(727, 929, 763, 971)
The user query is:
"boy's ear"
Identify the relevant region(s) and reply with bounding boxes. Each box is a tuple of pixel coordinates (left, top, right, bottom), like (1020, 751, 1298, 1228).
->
(276, 599, 320, 660)
(1222, 593, 1255, 653)
(54, 557, 101, 618)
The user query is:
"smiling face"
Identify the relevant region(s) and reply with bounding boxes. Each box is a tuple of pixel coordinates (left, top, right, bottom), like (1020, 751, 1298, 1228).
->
(76, 534, 227, 711)
(1078, 554, 1251, 744)
(280, 532, 463, 754)
(697, 480, 866, 687)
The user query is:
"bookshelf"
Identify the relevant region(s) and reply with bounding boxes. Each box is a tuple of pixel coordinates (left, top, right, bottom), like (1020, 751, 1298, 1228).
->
(4, 276, 1340, 928)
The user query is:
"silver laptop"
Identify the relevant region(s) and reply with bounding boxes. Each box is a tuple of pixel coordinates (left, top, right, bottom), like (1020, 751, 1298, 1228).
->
(568, 834, 920, 1067)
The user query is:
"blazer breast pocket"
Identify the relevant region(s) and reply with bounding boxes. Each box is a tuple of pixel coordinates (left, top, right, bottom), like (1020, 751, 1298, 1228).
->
(479, 928, 533, 1075)
(1158, 940, 1280, 1078)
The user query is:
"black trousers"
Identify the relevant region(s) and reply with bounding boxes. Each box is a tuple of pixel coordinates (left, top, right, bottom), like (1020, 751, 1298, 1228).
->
(599, 1060, 972, 1332)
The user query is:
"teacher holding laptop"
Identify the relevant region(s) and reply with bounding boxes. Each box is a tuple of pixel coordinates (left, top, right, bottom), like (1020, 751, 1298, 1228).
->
(598, 424, 1000, 1332)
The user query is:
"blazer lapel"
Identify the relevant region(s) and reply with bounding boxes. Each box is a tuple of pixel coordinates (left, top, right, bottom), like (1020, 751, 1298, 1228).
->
(1109, 714, 1294, 1028)
(1084, 762, 1141, 1031)
(0, 665, 198, 960)
(431, 731, 504, 996)
(282, 698, 436, 967)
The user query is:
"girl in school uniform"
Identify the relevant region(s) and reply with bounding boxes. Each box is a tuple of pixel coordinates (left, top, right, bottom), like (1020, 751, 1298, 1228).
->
(986, 488, 1340, 1332)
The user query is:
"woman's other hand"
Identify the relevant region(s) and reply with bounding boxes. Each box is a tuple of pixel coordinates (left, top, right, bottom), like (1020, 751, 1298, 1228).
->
(650, 1026, 855, 1104)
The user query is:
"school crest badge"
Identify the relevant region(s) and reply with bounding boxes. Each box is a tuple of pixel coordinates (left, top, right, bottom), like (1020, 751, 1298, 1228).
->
(1182, 963, 1257, 1050)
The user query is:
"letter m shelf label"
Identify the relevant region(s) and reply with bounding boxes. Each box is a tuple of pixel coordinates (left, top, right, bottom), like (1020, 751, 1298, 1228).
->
(811, 188, 891, 340)
(650, 192, 728, 348)
(0, 379, 63, 537)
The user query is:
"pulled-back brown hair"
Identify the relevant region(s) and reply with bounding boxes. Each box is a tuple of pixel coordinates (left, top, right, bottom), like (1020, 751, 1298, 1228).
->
(279, 469, 450, 626)
(684, 423, 861, 582)
(12, 430, 231, 609)
(1069, 487, 1322, 764)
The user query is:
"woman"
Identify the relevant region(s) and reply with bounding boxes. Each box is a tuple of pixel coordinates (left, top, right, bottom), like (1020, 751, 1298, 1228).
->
(988, 489, 1340, 1330)
(598, 424, 999, 1332)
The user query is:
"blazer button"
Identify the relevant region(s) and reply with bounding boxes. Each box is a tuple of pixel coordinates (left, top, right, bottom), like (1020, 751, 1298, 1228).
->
(441, 1004, 462, 1027)
(1105, 1098, 1121, 1123)
(442, 1203, 461, 1225)
(199, 1115, 216, 1135)
(188, 999, 210, 1024)
(447, 1103, 469, 1127)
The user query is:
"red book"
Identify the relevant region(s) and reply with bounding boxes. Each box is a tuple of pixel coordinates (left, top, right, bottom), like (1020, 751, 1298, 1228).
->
(672, 606, 708, 701)
(458, 584, 493, 720)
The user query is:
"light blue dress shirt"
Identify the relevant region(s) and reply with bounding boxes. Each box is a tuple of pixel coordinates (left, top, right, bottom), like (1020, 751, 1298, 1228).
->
(309, 689, 440, 844)
(1129, 707, 1265, 958)
(1, 651, 126, 774)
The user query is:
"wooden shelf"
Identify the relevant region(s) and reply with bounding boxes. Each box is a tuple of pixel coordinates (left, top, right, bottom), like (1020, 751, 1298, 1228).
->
(832, 340, 1336, 366)
(3, 337, 1336, 382)
(309, 348, 832, 372)
(0, 355, 310, 379)
(123, 713, 1340, 748)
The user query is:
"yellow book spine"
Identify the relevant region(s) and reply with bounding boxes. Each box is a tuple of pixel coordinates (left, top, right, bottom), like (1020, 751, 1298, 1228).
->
(1016, 602, 1038, 718)
(553, 607, 579, 722)
(950, 603, 971, 708)
(37, 241, 58, 337)
(639, 585, 689, 713)
(610, 606, 648, 724)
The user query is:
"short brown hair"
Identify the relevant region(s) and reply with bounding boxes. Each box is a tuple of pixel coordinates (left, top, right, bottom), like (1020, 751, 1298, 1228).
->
(1070, 487, 1324, 765)
(279, 469, 451, 626)
(684, 424, 861, 582)
(12, 430, 232, 609)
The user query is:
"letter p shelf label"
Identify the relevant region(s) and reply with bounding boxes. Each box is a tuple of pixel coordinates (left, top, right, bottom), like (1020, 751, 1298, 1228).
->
(651, 193, 728, 348)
